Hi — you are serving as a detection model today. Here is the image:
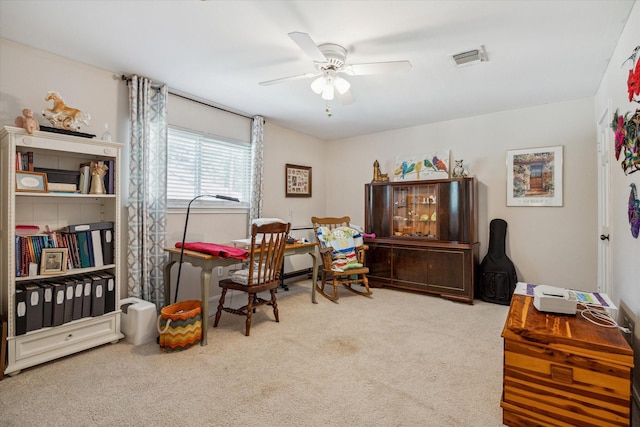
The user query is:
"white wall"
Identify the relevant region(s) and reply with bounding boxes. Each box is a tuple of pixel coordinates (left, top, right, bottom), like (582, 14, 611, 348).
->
(326, 97, 598, 291)
(594, 1, 640, 394)
(0, 38, 326, 304)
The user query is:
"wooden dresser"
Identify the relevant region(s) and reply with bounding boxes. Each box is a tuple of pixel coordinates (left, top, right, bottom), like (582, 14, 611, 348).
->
(501, 294, 633, 427)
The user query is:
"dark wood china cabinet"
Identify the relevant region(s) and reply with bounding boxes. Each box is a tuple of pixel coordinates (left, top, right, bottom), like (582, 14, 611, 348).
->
(364, 177, 478, 303)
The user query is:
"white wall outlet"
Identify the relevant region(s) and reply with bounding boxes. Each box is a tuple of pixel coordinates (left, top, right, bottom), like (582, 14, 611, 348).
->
(217, 266, 223, 276)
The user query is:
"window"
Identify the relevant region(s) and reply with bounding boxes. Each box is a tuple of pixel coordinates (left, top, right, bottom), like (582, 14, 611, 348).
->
(167, 127, 251, 209)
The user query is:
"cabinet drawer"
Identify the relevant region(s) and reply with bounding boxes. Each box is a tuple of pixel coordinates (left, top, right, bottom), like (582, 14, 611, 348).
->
(503, 340, 631, 426)
(8, 314, 120, 372)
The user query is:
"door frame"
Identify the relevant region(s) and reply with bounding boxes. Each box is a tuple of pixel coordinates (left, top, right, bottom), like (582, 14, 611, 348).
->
(596, 104, 612, 295)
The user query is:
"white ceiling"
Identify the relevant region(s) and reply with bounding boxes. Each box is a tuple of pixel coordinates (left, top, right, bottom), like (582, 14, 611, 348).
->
(0, 1, 635, 140)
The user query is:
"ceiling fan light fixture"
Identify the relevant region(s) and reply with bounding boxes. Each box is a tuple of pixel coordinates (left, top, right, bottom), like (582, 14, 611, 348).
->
(310, 76, 325, 94)
(321, 84, 334, 100)
(334, 76, 350, 95)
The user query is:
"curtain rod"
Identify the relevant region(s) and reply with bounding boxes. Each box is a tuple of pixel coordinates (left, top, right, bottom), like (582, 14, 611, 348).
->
(168, 91, 252, 120)
(120, 74, 253, 120)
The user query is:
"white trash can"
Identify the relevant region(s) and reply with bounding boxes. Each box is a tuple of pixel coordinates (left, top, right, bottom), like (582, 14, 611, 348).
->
(120, 297, 158, 345)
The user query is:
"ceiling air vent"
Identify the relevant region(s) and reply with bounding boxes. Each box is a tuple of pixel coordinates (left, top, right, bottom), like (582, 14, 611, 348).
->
(450, 46, 487, 67)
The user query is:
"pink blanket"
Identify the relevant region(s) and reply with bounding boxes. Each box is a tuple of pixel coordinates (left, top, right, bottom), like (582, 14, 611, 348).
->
(175, 242, 248, 260)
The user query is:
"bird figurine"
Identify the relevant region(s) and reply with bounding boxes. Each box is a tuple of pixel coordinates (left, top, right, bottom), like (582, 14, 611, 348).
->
(629, 183, 640, 238)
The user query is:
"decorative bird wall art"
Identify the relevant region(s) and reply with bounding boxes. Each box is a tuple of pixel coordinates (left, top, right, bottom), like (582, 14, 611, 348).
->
(611, 109, 639, 175)
(394, 152, 450, 181)
(629, 183, 640, 239)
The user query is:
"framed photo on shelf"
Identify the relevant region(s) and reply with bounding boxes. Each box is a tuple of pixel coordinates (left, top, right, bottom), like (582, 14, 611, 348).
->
(506, 145, 563, 207)
(285, 164, 312, 197)
(15, 171, 48, 193)
(40, 248, 68, 275)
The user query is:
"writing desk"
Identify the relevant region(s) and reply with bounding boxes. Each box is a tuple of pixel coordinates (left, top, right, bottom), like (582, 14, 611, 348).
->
(163, 242, 318, 346)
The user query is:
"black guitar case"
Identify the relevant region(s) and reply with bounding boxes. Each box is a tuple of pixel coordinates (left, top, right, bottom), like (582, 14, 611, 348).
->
(479, 219, 517, 305)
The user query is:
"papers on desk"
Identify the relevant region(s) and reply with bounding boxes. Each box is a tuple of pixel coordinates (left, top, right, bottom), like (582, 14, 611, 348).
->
(514, 282, 616, 309)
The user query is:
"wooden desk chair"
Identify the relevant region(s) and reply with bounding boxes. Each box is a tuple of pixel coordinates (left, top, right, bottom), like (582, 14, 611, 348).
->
(311, 216, 372, 302)
(213, 221, 290, 336)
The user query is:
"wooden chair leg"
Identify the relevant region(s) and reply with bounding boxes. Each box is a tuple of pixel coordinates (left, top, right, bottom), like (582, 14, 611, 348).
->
(245, 293, 255, 336)
(214, 288, 227, 328)
(315, 274, 340, 302)
(270, 289, 279, 322)
(332, 277, 340, 301)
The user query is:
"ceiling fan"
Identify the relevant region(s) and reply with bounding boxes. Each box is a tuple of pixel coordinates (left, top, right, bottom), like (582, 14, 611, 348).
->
(259, 32, 412, 106)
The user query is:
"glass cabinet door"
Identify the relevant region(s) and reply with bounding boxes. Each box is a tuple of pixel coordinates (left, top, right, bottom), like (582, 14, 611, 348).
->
(392, 184, 438, 238)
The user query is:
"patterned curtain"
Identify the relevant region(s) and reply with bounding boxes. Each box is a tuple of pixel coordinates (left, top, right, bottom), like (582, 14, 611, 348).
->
(126, 75, 169, 310)
(248, 115, 265, 236)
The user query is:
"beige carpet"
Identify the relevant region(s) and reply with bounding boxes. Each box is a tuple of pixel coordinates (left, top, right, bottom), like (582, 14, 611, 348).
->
(0, 280, 511, 426)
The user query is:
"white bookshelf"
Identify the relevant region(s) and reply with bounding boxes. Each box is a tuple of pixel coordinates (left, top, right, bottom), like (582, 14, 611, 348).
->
(1, 126, 123, 375)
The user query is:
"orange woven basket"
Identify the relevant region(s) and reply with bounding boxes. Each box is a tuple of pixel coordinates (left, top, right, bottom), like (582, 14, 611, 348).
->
(157, 300, 202, 352)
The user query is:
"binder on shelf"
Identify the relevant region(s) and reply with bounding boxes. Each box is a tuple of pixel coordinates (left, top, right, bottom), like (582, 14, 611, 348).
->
(77, 232, 91, 268)
(15, 287, 26, 335)
(39, 282, 53, 328)
(86, 231, 95, 267)
(50, 281, 66, 327)
(20, 283, 43, 333)
(101, 228, 114, 265)
(61, 221, 114, 234)
(98, 271, 116, 313)
(88, 274, 106, 317)
(72, 278, 84, 320)
(79, 276, 93, 318)
(63, 279, 75, 323)
(90, 229, 104, 267)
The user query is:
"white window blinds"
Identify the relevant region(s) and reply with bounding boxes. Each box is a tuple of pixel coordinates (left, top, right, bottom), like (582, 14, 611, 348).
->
(167, 127, 251, 208)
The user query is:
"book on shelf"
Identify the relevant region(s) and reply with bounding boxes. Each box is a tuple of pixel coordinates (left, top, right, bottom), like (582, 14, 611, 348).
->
(47, 182, 78, 192)
(14, 222, 115, 276)
(79, 164, 91, 194)
(16, 225, 39, 236)
(15, 151, 34, 171)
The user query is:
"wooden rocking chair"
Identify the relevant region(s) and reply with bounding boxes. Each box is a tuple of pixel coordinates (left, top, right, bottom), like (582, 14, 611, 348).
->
(311, 216, 372, 302)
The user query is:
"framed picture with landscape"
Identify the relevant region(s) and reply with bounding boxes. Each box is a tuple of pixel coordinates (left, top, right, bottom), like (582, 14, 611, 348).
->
(285, 164, 312, 197)
(506, 145, 563, 207)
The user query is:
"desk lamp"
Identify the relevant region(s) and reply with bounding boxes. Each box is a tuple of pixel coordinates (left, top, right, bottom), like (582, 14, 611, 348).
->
(174, 194, 240, 303)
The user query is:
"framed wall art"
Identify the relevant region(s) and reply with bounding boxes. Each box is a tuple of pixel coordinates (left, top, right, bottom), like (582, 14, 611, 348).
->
(40, 248, 68, 275)
(394, 151, 450, 181)
(285, 164, 312, 197)
(15, 171, 48, 193)
(507, 145, 563, 207)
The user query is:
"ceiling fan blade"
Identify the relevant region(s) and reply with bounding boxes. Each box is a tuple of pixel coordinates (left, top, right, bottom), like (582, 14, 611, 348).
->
(259, 72, 320, 86)
(344, 60, 412, 76)
(288, 31, 327, 63)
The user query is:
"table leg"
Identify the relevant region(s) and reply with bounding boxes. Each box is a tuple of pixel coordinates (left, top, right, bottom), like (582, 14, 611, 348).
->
(309, 252, 318, 304)
(200, 267, 212, 346)
(163, 259, 176, 307)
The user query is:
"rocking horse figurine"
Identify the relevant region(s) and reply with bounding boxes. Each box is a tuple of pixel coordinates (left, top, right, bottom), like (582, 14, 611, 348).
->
(42, 91, 91, 131)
